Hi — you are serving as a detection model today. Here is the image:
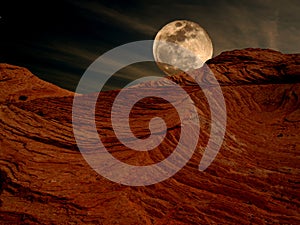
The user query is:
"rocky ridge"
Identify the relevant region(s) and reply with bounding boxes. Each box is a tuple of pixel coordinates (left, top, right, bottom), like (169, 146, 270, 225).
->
(0, 49, 300, 224)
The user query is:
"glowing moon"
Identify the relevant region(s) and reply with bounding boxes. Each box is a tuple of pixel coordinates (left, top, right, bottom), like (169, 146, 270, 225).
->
(153, 20, 213, 76)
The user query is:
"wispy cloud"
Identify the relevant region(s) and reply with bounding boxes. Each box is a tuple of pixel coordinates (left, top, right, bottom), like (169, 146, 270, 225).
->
(70, 1, 156, 36)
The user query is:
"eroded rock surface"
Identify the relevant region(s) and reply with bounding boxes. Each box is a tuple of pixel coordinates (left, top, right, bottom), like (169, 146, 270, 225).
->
(0, 49, 299, 224)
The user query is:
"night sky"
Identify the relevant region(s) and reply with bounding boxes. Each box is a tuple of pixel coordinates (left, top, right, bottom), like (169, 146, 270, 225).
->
(1, 0, 300, 91)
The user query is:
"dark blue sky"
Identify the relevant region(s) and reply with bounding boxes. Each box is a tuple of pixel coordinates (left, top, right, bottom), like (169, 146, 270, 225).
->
(1, 0, 299, 90)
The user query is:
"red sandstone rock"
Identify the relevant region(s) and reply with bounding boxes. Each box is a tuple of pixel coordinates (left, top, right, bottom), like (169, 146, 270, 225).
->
(0, 49, 299, 224)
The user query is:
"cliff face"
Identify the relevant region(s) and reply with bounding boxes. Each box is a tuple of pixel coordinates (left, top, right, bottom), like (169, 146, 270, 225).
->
(0, 49, 300, 224)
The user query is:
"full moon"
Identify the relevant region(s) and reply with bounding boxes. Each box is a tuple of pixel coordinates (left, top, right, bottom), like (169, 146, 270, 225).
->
(153, 20, 213, 76)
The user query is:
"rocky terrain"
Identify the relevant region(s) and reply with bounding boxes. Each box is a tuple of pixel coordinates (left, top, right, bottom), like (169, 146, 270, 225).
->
(0, 49, 299, 224)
